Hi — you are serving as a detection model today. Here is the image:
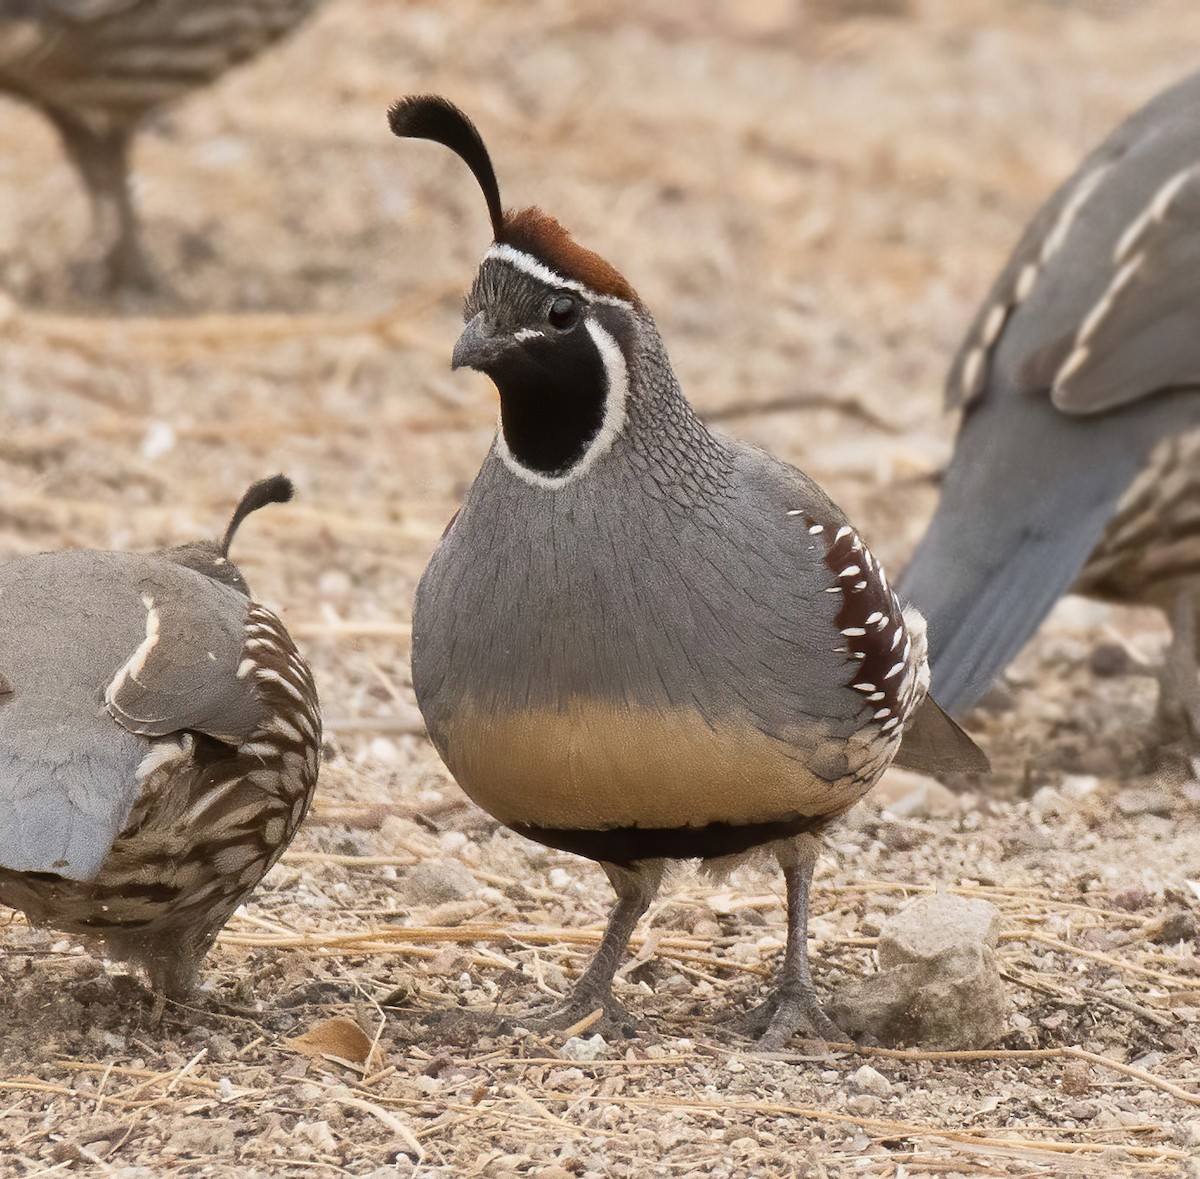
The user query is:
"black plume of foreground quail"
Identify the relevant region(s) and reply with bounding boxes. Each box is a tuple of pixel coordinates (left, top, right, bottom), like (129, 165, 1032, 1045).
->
(391, 96, 988, 1049)
(0, 0, 321, 293)
(0, 476, 321, 1010)
(899, 71, 1200, 739)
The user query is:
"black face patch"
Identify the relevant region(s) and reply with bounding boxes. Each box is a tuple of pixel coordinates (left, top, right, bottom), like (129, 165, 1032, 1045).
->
(465, 260, 617, 478)
(489, 318, 608, 476)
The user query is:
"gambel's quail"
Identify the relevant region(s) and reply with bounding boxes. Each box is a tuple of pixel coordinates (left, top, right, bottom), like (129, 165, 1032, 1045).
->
(899, 70, 1200, 736)
(0, 476, 321, 1007)
(391, 96, 988, 1049)
(0, 0, 322, 292)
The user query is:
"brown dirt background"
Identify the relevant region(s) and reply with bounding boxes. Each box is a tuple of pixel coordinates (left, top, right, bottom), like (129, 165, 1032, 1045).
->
(3, 0, 1200, 1174)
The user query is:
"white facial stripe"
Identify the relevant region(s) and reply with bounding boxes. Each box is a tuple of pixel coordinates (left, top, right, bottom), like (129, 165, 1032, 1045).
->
(484, 243, 634, 309)
(495, 318, 630, 490)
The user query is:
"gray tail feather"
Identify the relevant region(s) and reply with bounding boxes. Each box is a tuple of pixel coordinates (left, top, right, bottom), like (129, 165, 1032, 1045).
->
(899, 484, 1125, 716)
(895, 695, 990, 775)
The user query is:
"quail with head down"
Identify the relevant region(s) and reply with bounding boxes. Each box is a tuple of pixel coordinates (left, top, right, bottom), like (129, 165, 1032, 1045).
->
(0, 476, 321, 1011)
(0, 0, 322, 292)
(392, 96, 988, 1049)
(899, 70, 1200, 744)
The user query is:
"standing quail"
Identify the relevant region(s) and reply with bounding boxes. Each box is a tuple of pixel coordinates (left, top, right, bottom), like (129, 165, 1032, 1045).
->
(0, 476, 321, 1008)
(898, 71, 1200, 738)
(0, 0, 322, 293)
(391, 96, 988, 1049)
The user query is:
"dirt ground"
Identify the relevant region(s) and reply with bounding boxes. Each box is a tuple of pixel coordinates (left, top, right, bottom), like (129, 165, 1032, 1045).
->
(3, 0, 1200, 1174)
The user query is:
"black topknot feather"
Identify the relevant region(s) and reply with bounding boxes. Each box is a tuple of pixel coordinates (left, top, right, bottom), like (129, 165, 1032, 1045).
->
(221, 475, 294, 558)
(388, 95, 504, 242)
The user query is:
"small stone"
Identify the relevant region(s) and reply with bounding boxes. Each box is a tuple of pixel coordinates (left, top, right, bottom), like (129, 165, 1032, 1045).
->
(1115, 787, 1173, 817)
(878, 892, 1002, 967)
(873, 770, 962, 819)
(1089, 642, 1132, 678)
(848, 1064, 892, 1098)
(1060, 1061, 1092, 1096)
(1060, 775, 1100, 801)
(1030, 786, 1068, 817)
(831, 893, 1006, 1050)
(397, 860, 477, 906)
(845, 1093, 882, 1116)
(559, 1035, 609, 1062)
(1150, 910, 1197, 944)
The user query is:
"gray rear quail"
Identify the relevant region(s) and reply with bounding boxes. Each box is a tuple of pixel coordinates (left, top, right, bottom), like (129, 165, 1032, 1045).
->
(390, 96, 988, 1049)
(0, 475, 321, 1006)
(898, 70, 1200, 737)
(0, 0, 321, 292)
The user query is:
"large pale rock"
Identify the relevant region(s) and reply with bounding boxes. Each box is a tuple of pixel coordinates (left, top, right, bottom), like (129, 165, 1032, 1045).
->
(830, 892, 1006, 1049)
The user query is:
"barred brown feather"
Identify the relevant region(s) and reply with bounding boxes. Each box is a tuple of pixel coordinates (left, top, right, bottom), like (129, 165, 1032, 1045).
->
(0, 602, 320, 999)
(0, 609, 319, 998)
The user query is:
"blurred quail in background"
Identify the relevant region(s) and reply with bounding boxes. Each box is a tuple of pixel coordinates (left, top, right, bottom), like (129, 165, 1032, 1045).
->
(0, 476, 321, 1009)
(0, 0, 322, 293)
(392, 97, 987, 1050)
(900, 70, 1200, 747)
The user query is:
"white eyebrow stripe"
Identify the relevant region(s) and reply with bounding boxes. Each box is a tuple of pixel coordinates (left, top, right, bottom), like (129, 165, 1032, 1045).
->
(484, 243, 635, 308)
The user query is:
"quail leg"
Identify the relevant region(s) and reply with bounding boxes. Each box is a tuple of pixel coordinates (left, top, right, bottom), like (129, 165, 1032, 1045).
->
(47, 109, 159, 295)
(1153, 590, 1200, 752)
(520, 860, 663, 1034)
(735, 834, 845, 1052)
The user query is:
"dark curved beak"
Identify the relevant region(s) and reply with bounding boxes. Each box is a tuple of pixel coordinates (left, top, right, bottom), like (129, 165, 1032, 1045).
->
(452, 312, 512, 372)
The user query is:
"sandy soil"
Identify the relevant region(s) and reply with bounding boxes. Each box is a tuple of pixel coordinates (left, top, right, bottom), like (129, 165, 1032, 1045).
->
(2, 0, 1200, 1174)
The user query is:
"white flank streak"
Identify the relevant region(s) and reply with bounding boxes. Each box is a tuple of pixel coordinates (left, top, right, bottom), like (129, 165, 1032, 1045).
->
(786, 509, 804, 516)
(105, 594, 160, 704)
(236, 657, 257, 680)
(960, 347, 984, 401)
(1039, 164, 1112, 263)
(254, 667, 308, 704)
(134, 735, 190, 782)
(981, 303, 1007, 347)
(1074, 253, 1144, 349)
(808, 523, 824, 534)
(1114, 165, 1198, 263)
(1014, 262, 1039, 302)
(495, 319, 630, 490)
(834, 525, 852, 543)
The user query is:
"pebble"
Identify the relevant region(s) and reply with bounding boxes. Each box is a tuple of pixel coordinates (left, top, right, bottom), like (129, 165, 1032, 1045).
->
(878, 892, 1002, 966)
(831, 893, 1006, 1050)
(397, 860, 477, 906)
(1115, 787, 1173, 817)
(845, 1093, 882, 1116)
(848, 1064, 892, 1098)
(559, 1035, 609, 1062)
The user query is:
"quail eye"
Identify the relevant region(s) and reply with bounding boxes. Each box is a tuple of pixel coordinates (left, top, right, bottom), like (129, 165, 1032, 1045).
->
(548, 294, 579, 330)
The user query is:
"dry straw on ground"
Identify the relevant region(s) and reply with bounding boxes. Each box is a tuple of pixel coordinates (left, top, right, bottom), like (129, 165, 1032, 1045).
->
(2, 0, 1200, 1174)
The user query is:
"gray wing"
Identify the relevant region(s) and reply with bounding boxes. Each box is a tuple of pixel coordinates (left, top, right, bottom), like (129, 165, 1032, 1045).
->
(903, 69, 1200, 714)
(103, 562, 265, 744)
(947, 69, 1200, 416)
(0, 550, 264, 880)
